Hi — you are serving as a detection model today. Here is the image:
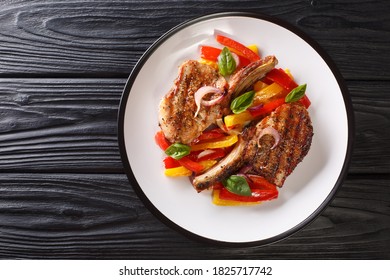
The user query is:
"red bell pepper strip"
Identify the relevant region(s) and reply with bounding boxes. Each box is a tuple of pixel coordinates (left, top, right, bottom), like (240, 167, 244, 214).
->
(300, 95, 311, 108)
(200, 45, 251, 67)
(163, 157, 181, 169)
(200, 45, 222, 61)
(246, 175, 278, 191)
(265, 68, 298, 92)
(194, 128, 227, 143)
(155, 131, 204, 173)
(155, 130, 170, 150)
(177, 156, 204, 174)
(211, 182, 224, 190)
(219, 186, 278, 202)
(196, 148, 226, 162)
(248, 97, 286, 118)
(215, 34, 260, 62)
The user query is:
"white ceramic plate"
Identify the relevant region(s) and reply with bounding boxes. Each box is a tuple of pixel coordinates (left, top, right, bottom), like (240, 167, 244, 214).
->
(118, 12, 354, 246)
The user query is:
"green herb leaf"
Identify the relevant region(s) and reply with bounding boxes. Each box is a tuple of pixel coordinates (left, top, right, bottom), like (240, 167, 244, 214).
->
(223, 175, 252, 196)
(285, 84, 307, 103)
(218, 47, 236, 76)
(230, 90, 255, 114)
(165, 143, 191, 160)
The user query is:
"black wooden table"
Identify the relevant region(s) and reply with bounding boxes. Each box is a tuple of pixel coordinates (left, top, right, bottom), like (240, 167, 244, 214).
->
(0, 0, 389, 259)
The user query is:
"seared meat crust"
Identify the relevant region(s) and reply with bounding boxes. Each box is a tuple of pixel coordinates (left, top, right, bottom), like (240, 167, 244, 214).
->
(158, 60, 228, 144)
(192, 103, 313, 191)
(159, 56, 277, 145)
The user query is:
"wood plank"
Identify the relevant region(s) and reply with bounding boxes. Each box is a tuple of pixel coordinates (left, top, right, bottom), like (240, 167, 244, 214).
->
(0, 173, 388, 258)
(0, 79, 125, 172)
(0, 0, 388, 79)
(0, 79, 389, 173)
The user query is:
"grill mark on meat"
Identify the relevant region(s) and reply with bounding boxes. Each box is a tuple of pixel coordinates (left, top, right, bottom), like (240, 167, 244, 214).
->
(159, 60, 228, 144)
(159, 57, 278, 145)
(192, 103, 313, 191)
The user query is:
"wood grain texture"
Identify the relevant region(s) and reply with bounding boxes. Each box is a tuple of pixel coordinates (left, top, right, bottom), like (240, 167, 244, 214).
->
(0, 0, 388, 79)
(0, 0, 389, 259)
(0, 174, 388, 259)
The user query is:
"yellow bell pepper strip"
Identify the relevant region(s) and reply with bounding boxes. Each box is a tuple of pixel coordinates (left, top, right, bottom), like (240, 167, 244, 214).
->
(246, 44, 259, 56)
(164, 166, 192, 177)
(198, 58, 218, 69)
(190, 134, 238, 151)
(253, 82, 287, 106)
(224, 110, 254, 128)
(212, 189, 262, 206)
(164, 160, 218, 177)
(253, 80, 269, 92)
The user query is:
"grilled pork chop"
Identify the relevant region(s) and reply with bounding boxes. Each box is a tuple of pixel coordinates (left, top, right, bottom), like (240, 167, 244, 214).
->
(159, 60, 228, 144)
(192, 103, 313, 191)
(158, 56, 278, 144)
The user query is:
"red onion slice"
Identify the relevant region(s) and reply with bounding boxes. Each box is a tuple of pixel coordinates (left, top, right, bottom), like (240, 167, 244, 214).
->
(194, 86, 225, 117)
(257, 126, 280, 149)
(197, 149, 215, 159)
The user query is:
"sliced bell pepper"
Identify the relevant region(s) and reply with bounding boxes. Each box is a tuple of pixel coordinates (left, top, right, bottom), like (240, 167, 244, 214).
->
(253, 80, 269, 92)
(194, 128, 226, 143)
(196, 148, 226, 162)
(164, 166, 192, 177)
(215, 34, 260, 62)
(177, 156, 204, 173)
(248, 97, 285, 118)
(198, 58, 218, 69)
(190, 134, 238, 151)
(199, 45, 221, 61)
(164, 160, 217, 177)
(247, 44, 260, 56)
(253, 82, 287, 106)
(218, 187, 278, 202)
(264, 69, 311, 108)
(155, 130, 170, 151)
(200, 45, 252, 68)
(246, 174, 278, 191)
(163, 157, 181, 169)
(300, 94, 311, 108)
(224, 110, 254, 128)
(265, 68, 298, 92)
(212, 189, 261, 206)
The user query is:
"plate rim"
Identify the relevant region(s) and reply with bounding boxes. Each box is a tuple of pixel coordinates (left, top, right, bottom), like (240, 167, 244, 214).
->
(117, 11, 355, 247)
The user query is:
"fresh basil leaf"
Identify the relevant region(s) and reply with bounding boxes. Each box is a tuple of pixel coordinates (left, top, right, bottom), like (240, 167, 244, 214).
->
(285, 84, 307, 103)
(230, 90, 255, 114)
(165, 143, 190, 160)
(218, 47, 236, 76)
(223, 175, 252, 196)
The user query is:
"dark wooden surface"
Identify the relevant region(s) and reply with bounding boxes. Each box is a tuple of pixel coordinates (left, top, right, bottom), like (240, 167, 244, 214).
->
(0, 0, 389, 259)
